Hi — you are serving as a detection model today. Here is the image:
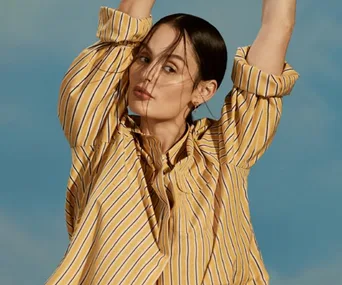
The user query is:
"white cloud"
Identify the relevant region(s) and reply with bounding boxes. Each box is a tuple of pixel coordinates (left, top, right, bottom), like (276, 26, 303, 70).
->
(0, 210, 68, 284)
(270, 255, 342, 285)
(0, 211, 51, 264)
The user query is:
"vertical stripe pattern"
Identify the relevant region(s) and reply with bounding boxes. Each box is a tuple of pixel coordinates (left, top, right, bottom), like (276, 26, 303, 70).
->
(47, 6, 299, 285)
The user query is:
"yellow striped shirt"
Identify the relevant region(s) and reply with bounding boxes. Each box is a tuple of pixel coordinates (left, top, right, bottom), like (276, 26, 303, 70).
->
(46, 6, 299, 285)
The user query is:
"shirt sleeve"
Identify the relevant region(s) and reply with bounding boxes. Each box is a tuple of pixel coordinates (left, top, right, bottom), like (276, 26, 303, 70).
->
(218, 46, 300, 169)
(58, 7, 152, 147)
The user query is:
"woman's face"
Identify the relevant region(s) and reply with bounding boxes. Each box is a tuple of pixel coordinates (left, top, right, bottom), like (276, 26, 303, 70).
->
(127, 24, 199, 122)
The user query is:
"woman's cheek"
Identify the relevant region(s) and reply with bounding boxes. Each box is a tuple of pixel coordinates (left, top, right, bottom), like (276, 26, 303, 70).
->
(129, 63, 142, 81)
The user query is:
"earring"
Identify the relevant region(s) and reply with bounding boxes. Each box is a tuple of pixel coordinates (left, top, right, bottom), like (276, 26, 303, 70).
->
(193, 104, 198, 114)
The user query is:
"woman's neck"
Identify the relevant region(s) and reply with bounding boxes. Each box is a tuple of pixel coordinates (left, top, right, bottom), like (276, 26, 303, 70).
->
(139, 117, 188, 154)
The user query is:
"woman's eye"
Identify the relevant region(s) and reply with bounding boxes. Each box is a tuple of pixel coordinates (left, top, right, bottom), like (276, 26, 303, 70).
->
(139, 56, 150, 63)
(164, 66, 176, 73)
(136, 56, 176, 73)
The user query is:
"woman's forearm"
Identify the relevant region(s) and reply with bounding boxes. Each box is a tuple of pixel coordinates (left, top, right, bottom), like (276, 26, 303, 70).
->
(247, 0, 296, 75)
(261, 0, 296, 27)
(118, 0, 155, 18)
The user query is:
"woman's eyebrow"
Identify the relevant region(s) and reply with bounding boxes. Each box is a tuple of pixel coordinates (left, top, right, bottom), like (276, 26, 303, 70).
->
(140, 43, 185, 64)
(168, 54, 185, 64)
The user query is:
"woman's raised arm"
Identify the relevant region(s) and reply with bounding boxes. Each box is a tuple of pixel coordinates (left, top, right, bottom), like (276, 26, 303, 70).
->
(247, 0, 296, 75)
(214, 0, 299, 169)
(118, 0, 155, 18)
(57, 2, 154, 148)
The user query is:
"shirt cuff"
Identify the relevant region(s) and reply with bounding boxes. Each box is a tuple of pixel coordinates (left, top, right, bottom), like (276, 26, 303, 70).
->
(96, 6, 153, 43)
(231, 46, 300, 97)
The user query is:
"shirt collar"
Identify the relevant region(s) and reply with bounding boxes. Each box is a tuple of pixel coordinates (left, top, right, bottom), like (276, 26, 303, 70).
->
(123, 115, 192, 167)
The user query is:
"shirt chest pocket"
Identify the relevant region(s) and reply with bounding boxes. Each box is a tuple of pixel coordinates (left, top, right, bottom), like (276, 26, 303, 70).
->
(165, 175, 216, 240)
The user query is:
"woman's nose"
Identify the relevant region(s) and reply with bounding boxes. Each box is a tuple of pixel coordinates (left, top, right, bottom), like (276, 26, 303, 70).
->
(142, 63, 160, 83)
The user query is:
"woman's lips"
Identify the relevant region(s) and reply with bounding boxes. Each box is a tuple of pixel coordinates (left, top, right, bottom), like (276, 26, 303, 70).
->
(133, 86, 153, 100)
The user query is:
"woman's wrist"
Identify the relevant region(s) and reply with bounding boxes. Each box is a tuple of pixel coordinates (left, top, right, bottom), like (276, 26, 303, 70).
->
(118, 0, 155, 18)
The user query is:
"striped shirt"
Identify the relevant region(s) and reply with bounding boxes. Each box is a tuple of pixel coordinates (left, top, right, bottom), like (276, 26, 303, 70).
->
(46, 6, 299, 285)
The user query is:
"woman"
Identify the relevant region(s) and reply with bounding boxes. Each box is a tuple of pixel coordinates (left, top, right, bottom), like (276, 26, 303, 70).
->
(47, 0, 299, 284)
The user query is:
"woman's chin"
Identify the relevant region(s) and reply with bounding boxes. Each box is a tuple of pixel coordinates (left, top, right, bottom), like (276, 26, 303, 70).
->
(128, 106, 169, 122)
(128, 103, 150, 116)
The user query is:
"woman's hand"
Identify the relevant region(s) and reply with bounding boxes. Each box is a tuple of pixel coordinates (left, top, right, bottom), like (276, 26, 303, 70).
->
(118, 0, 156, 18)
(247, 0, 297, 75)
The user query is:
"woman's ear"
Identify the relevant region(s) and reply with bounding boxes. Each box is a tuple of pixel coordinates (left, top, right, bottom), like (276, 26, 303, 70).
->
(194, 80, 218, 104)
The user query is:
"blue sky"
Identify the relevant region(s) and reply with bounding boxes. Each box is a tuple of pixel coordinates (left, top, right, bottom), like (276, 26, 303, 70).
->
(1, 0, 341, 284)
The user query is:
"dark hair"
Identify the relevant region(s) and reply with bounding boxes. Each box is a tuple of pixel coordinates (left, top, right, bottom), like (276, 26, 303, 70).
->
(131, 13, 228, 124)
